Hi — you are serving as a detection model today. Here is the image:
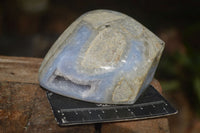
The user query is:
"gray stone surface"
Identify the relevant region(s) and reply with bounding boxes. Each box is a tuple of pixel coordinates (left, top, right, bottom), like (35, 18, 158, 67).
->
(39, 10, 164, 104)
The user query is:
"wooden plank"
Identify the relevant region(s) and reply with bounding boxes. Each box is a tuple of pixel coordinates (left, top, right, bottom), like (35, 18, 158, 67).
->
(0, 56, 170, 133)
(0, 82, 38, 133)
(0, 56, 42, 84)
(101, 118, 170, 133)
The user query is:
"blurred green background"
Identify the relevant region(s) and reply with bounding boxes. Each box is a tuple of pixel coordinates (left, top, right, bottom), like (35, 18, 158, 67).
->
(0, 0, 199, 132)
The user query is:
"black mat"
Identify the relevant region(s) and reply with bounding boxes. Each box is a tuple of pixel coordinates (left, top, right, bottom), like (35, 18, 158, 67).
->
(46, 85, 177, 126)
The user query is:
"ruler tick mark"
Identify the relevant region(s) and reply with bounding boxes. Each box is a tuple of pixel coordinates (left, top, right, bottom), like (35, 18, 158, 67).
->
(131, 111, 135, 116)
(61, 118, 67, 123)
(163, 107, 168, 113)
(75, 111, 78, 115)
(98, 114, 102, 120)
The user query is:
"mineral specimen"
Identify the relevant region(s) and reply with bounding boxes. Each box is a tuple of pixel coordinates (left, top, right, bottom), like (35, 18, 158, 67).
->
(39, 10, 165, 104)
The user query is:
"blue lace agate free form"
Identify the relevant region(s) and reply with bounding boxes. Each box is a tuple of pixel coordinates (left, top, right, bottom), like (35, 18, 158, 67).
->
(39, 10, 165, 104)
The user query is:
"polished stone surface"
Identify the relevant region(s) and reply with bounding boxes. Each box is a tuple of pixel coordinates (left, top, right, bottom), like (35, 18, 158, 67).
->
(39, 10, 164, 104)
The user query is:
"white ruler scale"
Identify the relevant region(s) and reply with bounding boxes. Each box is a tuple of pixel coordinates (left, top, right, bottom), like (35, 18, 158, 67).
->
(46, 85, 177, 126)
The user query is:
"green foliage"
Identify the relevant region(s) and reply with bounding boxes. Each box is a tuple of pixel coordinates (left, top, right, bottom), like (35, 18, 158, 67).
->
(194, 77, 200, 102)
(160, 80, 180, 91)
(156, 23, 200, 114)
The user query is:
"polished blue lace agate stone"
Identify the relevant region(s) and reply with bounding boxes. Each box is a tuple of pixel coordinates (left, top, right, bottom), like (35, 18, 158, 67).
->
(39, 10, 165, 104)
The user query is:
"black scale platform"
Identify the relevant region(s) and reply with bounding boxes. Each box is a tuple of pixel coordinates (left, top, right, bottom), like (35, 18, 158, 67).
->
(46, 85, 177, 126)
